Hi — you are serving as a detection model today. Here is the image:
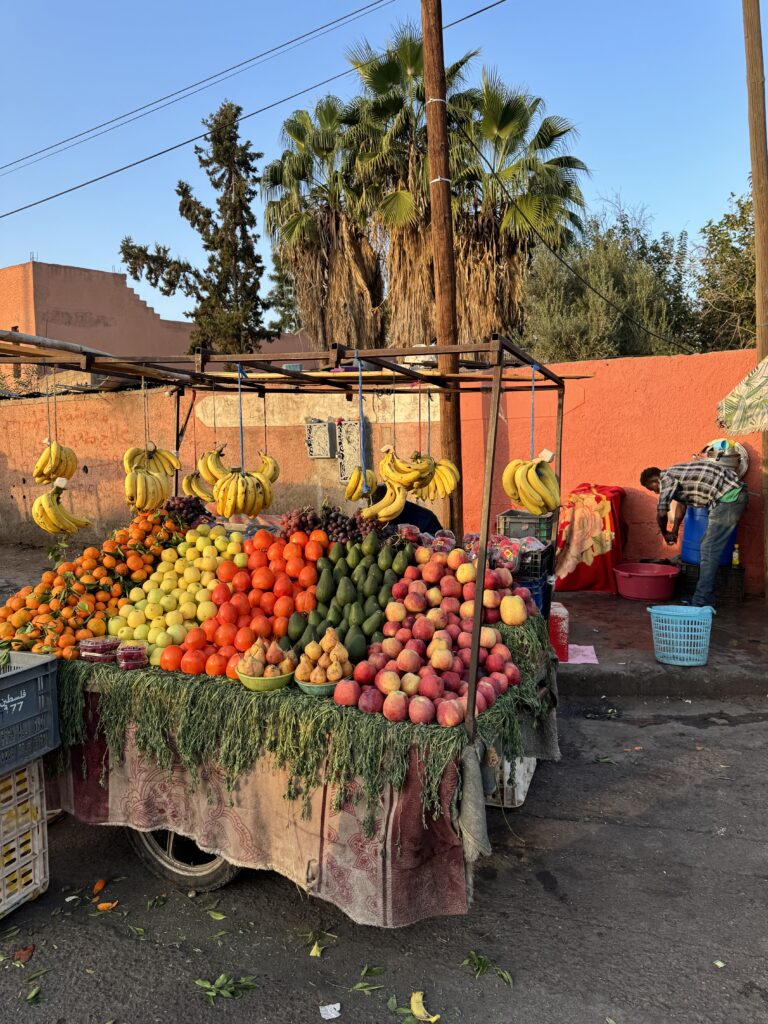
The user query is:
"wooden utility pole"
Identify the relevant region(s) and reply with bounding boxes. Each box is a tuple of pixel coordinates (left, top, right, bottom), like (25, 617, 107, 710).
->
(742, 0, 768, 595)
(421, 0, 464, 537)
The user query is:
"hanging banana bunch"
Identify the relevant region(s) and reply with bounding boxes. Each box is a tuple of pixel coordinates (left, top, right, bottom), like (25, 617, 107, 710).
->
(412, 459, 460, 502)
(197, 445, 229, 485)
(360, 481, 407, 522)
(213, 470, 270, 518)
(256, 451, 279, 483)
(345, 465, 377, 501)
(123, 443, 180, 511)
(32, 486, 91, 535)
(379, 445, 435, 491)
(501, 457, 560, 514)
(33, 440, 78, 483)
(182, 471, 214, 502)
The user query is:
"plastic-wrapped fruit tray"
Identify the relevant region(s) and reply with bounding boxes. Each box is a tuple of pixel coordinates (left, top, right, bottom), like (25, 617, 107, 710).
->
(79, 637, 121, 663)
(116, 645, 148, 670)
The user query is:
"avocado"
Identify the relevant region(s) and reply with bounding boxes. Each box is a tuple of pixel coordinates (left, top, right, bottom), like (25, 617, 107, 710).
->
(278, 635, 293, 652)
(383, 568, 398, 587)
(359, 555, 375, 570)
(363, 566, 383, 598)
(346, 544, 362, 569)
(336, 576, 357, 607)
(287, 612, 306, 642)
(363, 594, 380, 618)
(328, 542, 345, 565)
(307, 610, 323, 628)
(316, 568, 334, 605)
(361, 609, 385, 638)
(345, 626, 367, 663)
(316, 557, 333, 574)
(327, 604, 343, 627)
(378, 584, 392, 609)
(316, 602, 329, 619)
(377, 545, 394, 572)
(361, 531, 381, 557)
(332, 558, 350, 583)
(371, 630, 385, 645)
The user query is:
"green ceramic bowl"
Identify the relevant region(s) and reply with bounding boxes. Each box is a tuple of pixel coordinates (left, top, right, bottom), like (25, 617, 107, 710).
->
(296, 680, 336, 697)
(236, 670, 294, 693)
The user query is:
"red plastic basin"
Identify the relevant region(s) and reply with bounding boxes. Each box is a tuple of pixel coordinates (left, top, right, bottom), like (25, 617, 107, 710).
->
(613, 563, 679, 601)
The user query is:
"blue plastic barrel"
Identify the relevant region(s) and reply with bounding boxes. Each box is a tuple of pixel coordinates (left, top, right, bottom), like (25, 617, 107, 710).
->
(680, 506, 737, 566)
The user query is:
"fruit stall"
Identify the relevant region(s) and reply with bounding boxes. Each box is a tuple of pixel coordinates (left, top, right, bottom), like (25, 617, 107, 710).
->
(0, 331, 564, 927)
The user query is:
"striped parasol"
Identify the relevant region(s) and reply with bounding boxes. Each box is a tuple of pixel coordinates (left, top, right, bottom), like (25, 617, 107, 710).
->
(717, 355, 768, 434)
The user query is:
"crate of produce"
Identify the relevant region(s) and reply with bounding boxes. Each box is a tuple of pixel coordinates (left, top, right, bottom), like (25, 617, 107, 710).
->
(677, 562, 744, 602)
(485, 755, 537, 809)
(496, 509, 555, 543)
(517, 574, 548, 611)
(518, 542, 554, 579)
(0, 653, 60, 775)
(0, 759, 49, 920)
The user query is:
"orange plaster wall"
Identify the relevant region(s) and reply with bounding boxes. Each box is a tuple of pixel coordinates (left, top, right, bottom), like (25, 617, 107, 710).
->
(459, 349, 764, 595)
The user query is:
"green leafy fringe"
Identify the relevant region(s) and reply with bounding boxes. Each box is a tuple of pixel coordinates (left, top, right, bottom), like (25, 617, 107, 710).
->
(56, 629, 549, 834)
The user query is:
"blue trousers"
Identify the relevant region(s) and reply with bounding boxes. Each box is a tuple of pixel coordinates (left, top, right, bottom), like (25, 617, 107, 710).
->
(693, 489, 748, 606)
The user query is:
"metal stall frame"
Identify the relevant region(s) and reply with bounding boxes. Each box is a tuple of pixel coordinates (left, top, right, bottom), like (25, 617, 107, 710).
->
(0, 330, 566, 739)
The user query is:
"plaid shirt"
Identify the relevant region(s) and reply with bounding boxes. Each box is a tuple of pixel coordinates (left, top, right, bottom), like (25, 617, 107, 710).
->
(657, 460, 741, 515)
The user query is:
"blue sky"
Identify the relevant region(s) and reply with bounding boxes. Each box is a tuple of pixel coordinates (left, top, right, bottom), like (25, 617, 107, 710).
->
(2, 0, 752, 322)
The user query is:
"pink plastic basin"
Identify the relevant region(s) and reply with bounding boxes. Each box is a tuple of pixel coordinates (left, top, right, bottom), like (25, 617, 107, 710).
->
(613, 563, 679, 601)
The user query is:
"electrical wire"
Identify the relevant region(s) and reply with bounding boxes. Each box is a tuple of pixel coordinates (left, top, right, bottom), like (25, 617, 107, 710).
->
(0, 1, 395, 177)
(456, 124, 698, 356)
(0, 0, 508, 221)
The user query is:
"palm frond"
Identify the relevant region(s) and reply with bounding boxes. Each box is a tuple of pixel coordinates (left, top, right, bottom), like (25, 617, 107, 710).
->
(376, 189, 418, 229)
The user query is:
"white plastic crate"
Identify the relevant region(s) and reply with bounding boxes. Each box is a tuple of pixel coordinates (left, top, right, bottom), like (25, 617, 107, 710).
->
(0, 759, 48, 920)
(485, 756, 537, 809)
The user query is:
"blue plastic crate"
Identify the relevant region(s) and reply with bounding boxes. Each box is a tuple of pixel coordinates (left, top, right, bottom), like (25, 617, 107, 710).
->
(0, 654, 59, 774)
(647, 605, 714, 667)
(518, 574, 548, 611)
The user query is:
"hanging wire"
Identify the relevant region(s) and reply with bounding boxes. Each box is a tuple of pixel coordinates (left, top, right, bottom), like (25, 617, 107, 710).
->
(262, 392, 268, 453)
(426, 390, 432, 456)
(354, 350, 370, 495)
(191, 392, 198, 464)
(141, 377, 150, 449)
(417, 382, 422, 452)
(236, 364, 246, 473)
(51, 367, 59, 440)
(212, 381, 218, 443)
(44, 371, 52, 442)
(529, 364, 539, 460)
(391, 371, 397, 449)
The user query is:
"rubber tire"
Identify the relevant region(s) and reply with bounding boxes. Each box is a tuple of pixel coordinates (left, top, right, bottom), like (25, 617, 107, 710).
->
(125, 827, 240, 892)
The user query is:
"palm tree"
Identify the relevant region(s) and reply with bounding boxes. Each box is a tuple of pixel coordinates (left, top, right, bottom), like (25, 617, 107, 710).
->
(261, 95, 383, 350)
(345, 25, 478, 346)
(453, 70, 587, 340)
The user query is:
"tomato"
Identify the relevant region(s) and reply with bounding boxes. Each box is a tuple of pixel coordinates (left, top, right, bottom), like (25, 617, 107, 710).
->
(250, 615, 271, 638)
(184, 627, 207, 651)
(267, 540, 286, 562)
(308, 529, 329, 546)
(247, 587, 264, 609)
(214, 622, 238, 648)
(282, 543, 302, 562)
(229, 592, 250, 616)
(180, 649, 206, 675)
(231, 571, 251, 593)
(295, 591, 317, 614)
(205, 652, 228, 676)
(216, 561, 237, 583)
(243, 539, 254, 555)
(273, 595, 294, 619)
(285, 557, 304, 579)
(260, 592, 277, 616)
(252, 567, 275, 592)
(201, 617, 219, 642)
(272, 615, 289, 637)
(218, 602, 238, 624)
(247, 550, 268, 571)
(202, 644, 217, 660)
(303, 540, 323, 562)
(218, 644, 237, 660)
(234, 627, 256, 652)
(289, 530, 309, 548)
(273, 574, 294, 599)
(159, 645, 184, 672)
(236, 613, 252, 628)
(211, 582, 231, 606)
(269, 558, 287, 575)
(253, 529, 273, 551)
(226, 652, 241, 679)
(298, 564, 318, 589)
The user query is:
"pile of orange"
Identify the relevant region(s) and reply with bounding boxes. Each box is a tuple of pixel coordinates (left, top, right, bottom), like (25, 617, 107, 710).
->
(0, 510, 185, 660)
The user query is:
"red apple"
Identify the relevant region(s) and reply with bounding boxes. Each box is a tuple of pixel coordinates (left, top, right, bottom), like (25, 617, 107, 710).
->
(462, 581, 477, 601)
(451, 656, 464, 675)
(430, 648, 453, 672)
(488, 671, 507, 694)
(458, 648, 472, 668)
(404, 565, 421, 580)
(368, 643, 383, 655)
(460, 617, 474, 633)
(478, 647, 487, 664)
(333, 680, 361, 707)
(479, 626, 498, 649)
(421, 561, 444, 585)
(404, 592, 427, 614)
(513, 586, 531, 600)
(400, 672, 421, 696)
(418, 665, 433, 678)
(409, 695, 436, 724)
(484, 608, 501, 624)
(426, 587, 443, 608)
(441, 597, 461, 616)
(353, 661, 376, 685)
(369, 652, 388, 673)
(381, 637, 403, 659)
(442, 670, 461, 693)
(485, 653, 506, 674)
(505, 663, 521, 686)
(426, 637, 449, 657)
(483, 589, 501, 609)
(445, 624, 461, 642)
(484, 569, 500, 589)
(495, 567, 513, 587)
(455, 562, 477, 584)
(391, 581, 409, 601)
(405, 638, 427, 658)
(403, 615, 416, 630)
(395, 627, 413, 645)
(477, 679, 497, 707)
(385, 602, 407, 624)
(384, 659, 399, 672)
(490, 643, 511, 660)
(408, 580, 428, 596)
(383, 690, 409, 721)
(382, 621, 400, 638)
(375, 670, 402, 695)
(412, 618, 435, 643)
(437, 699, 465, 727)
(439, 575, 462, 599)
(447, 612, 461, 627)
(431, 552, 449, 566)
(426, 607, 448, 629)
(358, 687, 385, 714)
(418, 674, 444, 700)
(396, 648, 422, 674)
(457, 631, 473, 649)
(475, 691, 488, 715)
(459, 600, 476, 621)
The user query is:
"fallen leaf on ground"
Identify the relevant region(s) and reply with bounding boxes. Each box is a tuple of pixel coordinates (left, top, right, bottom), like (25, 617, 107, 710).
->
(96, 901, 118, 912)
(13, 944, 34, 964)
(92, 879, 107, 896)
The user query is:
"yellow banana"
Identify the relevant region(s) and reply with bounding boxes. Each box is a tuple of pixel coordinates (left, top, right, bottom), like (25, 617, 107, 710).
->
(345, 466, 362, 501)
(122, 447, 144, 474)
(537, 459, 561, 507)
(501, 459, 525, 501)
(258, 452, 279, 482)
(252, 471, 272, 510)
(156, 447, 181, 472)
(375, 483, 408, 522)
(514, 463, 544, 514)
(32, 494, 58, 534)
(527, 461, 558, 511)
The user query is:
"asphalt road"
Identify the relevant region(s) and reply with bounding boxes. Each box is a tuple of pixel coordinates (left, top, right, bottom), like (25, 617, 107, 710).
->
(1, 694, 767, 1024)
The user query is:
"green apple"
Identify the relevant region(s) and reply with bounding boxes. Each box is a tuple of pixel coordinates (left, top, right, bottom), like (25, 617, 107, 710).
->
(209, 524, 226, 539)
(126, 610, 146, 629)
(196, 600, 217, 622)
(198, 559, 217, 575)
(117, 625, 135, 641)
(160, 578, 177, 594)
(229, 531, 243, 545)
(214, 536, 228, 552)
(160, 594, 178, 612)
(154, 631, 173, 649)
(179, 602, 197, 621)
(133, 623, 150, 641)
(185, 548, 198, 563)
(119, 604, 135, 619)
(165, 609, 184, 627)
(160, 548, 177, 564)
(197, 523, 211, 537)
(167, 624, 188, 645)
(183, 567, 201, 585)
(142, 580, 155, 593)
(147, 626, 163, 645)
(233, 553, 249, 568)
(174, 558, 187, 575)
(145, 602, 164, 620)
(135, 599, 148, 612)
(108, 616, 126, 637)
(185, 530, 199, 544)
(129, 587, 145, 603)
(186, 582, 202, 597)
(226, 542, 242, 557)
(177, 542, 190, 556)
(149, 648, 164, 667)
(195, 536, 209, 553)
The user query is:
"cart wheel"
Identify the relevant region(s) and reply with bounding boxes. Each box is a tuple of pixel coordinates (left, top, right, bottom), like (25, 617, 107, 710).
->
(125, 827, 240, 891)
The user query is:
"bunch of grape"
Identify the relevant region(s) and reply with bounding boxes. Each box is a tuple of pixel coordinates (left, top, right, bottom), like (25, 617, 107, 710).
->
(163, 495, 214, 528)
(279, 505, 321, 540)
